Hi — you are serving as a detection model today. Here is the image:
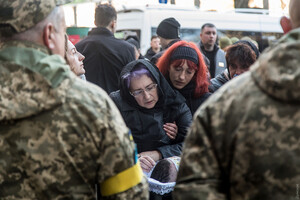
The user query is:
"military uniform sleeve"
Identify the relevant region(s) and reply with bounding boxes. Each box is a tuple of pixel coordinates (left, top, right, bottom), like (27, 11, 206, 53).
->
(62, 84, 148, 199)
(95, 95, 148, 199)
(173, 105, 227, 200)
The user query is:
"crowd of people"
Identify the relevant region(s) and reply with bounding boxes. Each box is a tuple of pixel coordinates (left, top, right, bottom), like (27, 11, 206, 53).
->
(0, 0, 300, 199)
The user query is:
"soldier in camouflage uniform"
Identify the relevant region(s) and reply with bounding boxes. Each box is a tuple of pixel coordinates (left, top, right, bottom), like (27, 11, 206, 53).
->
(0, 0, 148, 199)
(174, 0, 300, 199)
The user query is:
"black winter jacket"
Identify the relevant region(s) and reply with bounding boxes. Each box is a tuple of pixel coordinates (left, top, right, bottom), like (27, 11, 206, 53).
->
(150, 39, 181, 64)
(75, 27, 135, 94)
(109, 59, 192, 158)
(145, 47, 162, 60)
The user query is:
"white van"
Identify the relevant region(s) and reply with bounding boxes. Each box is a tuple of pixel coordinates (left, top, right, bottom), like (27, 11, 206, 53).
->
(116, 4, 284, 54)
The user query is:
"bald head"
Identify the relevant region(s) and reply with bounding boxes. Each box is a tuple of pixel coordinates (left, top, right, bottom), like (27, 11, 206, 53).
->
(289, 0, 300, 29)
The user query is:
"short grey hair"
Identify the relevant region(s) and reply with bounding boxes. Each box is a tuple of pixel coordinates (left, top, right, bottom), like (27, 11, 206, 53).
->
(4, 6, 64, 42)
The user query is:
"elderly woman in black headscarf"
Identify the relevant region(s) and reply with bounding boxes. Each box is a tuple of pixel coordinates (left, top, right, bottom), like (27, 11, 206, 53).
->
(109, 59, 192, 172)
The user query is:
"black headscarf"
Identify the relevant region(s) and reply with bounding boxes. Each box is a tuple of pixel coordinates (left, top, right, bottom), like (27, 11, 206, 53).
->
(119, 59, 185, 113)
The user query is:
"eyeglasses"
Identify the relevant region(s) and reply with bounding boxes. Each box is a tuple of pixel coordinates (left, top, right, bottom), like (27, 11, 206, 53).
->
(130, 83, 158, 97)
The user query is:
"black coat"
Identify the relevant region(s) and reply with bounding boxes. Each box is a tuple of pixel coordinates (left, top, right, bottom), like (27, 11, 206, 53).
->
(150, 39, 181, 64)
(144, 47, 162, 60)
(109, 59, 192, 158)
(75, 27, 135, 94)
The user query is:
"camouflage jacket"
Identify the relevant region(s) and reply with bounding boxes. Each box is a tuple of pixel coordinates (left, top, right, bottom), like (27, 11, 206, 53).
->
(0, 40, 148, 199)
(174, 28, 300, 200)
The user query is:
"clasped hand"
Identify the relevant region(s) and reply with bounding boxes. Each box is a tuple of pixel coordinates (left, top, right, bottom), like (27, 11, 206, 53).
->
(163, 121, 178, 140)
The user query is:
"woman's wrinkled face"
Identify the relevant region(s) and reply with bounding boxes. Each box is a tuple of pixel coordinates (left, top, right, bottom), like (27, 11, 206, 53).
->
(130, 75, 158, 109)
(169, 60, 196, 89)
(66, 40, 85, 76)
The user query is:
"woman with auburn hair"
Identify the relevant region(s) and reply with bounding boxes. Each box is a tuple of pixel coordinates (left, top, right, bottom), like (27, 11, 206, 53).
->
(157, 40, 211, 115)
(209, 41, 258, 93)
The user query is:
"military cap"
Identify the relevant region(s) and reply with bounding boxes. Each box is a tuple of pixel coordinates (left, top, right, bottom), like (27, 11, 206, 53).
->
(0, 0, 71, 36)
(219, 36, 232, 50)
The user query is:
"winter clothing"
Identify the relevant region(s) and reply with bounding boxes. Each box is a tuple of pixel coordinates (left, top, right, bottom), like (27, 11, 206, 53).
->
(170, 46, 199, 64)
(126, 37, 140, 49)
(166, 76, 211, 116)
(0, 0, 69, 36)
(109, 59, 192, 158)
(0, 40, 148, 199)
(150, 39, 181, 64)
(198, 41, 227, 78)
(145, 47, 160, 60)
(75, 27, 135, 94)
(156, 17, 180, 39)
(209, 69, 230, 92)
(219, 36, 232, 49)
(174, 27, 300, 200)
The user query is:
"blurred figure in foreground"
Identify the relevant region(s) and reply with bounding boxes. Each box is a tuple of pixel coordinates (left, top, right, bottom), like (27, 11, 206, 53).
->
(174, 0, 300, 199)
(0, 0, 148, 199)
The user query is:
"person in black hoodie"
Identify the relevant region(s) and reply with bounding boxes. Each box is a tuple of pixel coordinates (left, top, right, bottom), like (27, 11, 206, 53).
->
(109, 59, 192, 172)
(157, 41, 211, 116)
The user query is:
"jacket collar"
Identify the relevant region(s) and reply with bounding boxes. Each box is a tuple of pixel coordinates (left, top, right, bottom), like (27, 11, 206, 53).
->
(165, 39, 181, 50)
(1, 40, 51, 55)
(0, 40, 70, 88)
(0, 40, 72, 121)
(88, 27, 114, 37)
(199, 40, 219, 53)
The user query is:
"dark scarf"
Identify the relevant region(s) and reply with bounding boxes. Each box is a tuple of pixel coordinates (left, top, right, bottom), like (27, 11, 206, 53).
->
(119, 59, 185, 114)
(165, 75, 195, 110)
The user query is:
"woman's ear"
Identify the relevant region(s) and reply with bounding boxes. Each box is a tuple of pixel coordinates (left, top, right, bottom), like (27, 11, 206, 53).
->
(43, 23, 56, 50)
(280, 16, 292, 34)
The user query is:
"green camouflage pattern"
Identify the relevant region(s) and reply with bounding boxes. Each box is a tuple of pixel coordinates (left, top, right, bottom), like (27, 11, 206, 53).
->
(0, 40, 148, 199)
(174, 28, 300, 200)
(0, 0, 71, 34)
